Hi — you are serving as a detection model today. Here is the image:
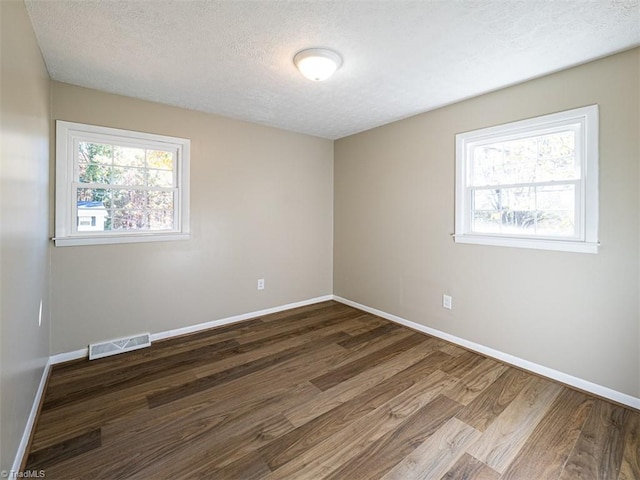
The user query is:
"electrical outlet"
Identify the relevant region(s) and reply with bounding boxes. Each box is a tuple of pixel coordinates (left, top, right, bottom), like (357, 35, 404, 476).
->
(442, 294, 452, 310)
(257, 279, 265, 290)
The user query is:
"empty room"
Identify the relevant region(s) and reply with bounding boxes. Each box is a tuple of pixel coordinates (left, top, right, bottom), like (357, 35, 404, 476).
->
(1, 0, 639, 478)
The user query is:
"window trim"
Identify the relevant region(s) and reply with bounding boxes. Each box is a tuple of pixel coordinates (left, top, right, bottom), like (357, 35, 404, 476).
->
(454, 105, 599, 254)
(54, 121, 190, 247)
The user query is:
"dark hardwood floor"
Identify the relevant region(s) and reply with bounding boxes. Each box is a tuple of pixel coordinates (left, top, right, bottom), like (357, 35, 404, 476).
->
(23, 301, 640, 479)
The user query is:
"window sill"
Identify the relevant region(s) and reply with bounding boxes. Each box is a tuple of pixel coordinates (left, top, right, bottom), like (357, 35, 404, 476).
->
(453, 234, 598, 254)
(53, 233, 191, 247)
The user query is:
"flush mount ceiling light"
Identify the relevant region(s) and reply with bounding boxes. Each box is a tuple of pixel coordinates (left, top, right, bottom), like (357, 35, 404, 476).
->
(293, 48, 342, 81)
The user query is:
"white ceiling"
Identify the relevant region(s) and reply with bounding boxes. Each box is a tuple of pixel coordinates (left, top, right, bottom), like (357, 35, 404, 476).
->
(25, 0, 640, 140)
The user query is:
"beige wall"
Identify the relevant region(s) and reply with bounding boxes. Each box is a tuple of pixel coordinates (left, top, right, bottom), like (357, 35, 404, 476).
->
(0, 1, 51, 471)
(335, 48, 640, 397)
(50, 82, 333, 354)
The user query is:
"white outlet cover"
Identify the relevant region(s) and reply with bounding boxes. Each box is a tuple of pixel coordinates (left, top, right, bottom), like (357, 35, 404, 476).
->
(443, 295, 452, 310)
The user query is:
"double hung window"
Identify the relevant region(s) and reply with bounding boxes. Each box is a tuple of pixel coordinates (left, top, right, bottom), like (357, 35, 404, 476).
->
(454, 105, 599, 253)
(55, 121, 190, 246)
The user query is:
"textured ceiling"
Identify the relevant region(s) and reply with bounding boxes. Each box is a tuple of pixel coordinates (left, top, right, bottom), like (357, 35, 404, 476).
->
(25, 0, 640, 139)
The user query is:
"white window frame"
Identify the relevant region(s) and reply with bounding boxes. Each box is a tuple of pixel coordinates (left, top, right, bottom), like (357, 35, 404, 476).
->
(55, 121, 190, 247)
(454, 105, 599, 254)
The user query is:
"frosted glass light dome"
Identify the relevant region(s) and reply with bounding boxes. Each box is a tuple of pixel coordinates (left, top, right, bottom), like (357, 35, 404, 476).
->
(294, 48, 342, 81)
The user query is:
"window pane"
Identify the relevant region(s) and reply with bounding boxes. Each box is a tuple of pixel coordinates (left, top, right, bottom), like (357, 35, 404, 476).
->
(473, 189, 499, 210)
(536, 184, 575, 211)
(111, 166, 146, 186)
(538, 131, 574, 160)
(79, 163, 111, 184)
(472, 189, 501, 233)
(473, 139, 537, 186)
(76, 189, 110, 232)
(111, 209, 174, 231)
(535, 185, 575, 237)
(536, 211, 575, 237)
(470, 185, 575, 237)
(147, 169, 174, 187)
(77, 187, 109, 203)
(473, 210, 501, 233)
(471, 131, 577, 187)
(500, 210, 538, 235)
(112, 209, 147, 230)
(502, 187, 535, 211)
(147, 150, 174, 170)
(112, 189, 147, 210)
(113, 146, 145, 167)
(472, 145, 503, 186)
(149, 210, 174, 230)
(536, 131, 576, 182)
(468, 132, 579, 239)
(502, 138, 537, 185)
(147, 190, 174, 210)
(78, 142, 112, 165)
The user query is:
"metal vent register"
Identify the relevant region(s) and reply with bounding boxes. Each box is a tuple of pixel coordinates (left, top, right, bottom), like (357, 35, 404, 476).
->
(89, 333, 151, 360)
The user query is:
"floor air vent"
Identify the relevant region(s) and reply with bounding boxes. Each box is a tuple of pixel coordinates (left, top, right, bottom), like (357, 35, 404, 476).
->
(89, 333, 151, 360)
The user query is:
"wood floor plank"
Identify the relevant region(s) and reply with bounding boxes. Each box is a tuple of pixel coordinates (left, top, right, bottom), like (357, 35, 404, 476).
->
(324, 395, 463, 480)
(442, 357, 509, 406)
(45, 317, 268, 387)
(118, 413, 294, 480)
(256, 300, 349, 323)
(440, 453, 501, 480)
(283, 341, 448, 427)
(188, 313, 366, 379)
(559, 399, 628, 479)
(500, 387, 595, 480)
(29, 367, 197, 452)
(380, 417, 481, 480)
(438, 344, 468, 358)
(42, 337, 241, 410)
(34, 324, 346, 452)
(264, 371, 457, 479)
(310, 332, 428, 391)
(45, 303, 354, 404)
(338, 314, 389, 336)
(455, 367, 530, 431)
(440, 350, 485, 379)
(146, 331, 348, 408)
(44, 381, 318, 480)
(209, 450, 272, 480)
(232, 305, 362, 346)
(337, 322, 402, 349)
(26, 429, 101, 470)
(128, 344, 358, 476)
(258, 350, 457, 471)
(102, 343, 342, 443)
(618, 410, 640, 480)
(466, 376, 563, 473)
(288, 326, 417, 379)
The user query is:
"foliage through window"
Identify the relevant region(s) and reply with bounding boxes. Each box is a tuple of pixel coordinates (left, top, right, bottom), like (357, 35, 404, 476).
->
(454, 106, 598, 253)
(55, 121, 190, 246)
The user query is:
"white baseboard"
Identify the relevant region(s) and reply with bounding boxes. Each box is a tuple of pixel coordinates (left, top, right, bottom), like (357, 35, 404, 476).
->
(333, 295, 640, 410)
(49, 295, 334, 364)
(12, 358, 51, 475)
